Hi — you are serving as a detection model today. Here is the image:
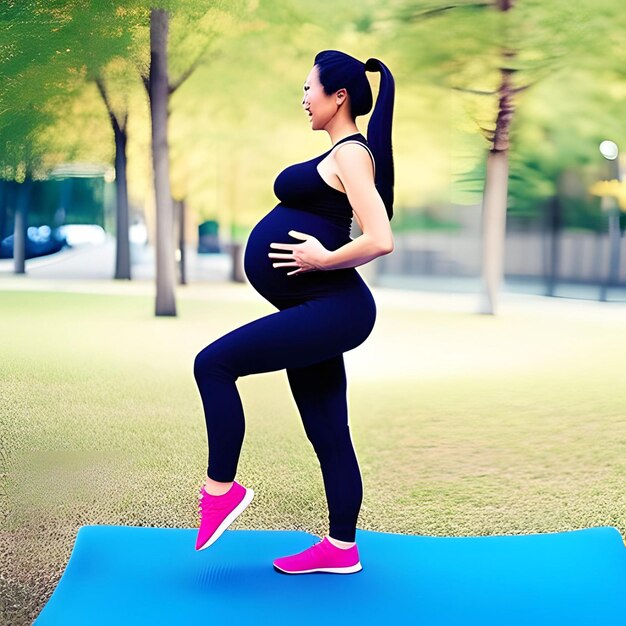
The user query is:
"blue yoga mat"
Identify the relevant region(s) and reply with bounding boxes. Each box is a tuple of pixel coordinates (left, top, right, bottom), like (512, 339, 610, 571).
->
(35, 525, 626, 625)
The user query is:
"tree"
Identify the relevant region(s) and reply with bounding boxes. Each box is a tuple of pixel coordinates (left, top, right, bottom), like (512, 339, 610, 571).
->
(96, 71, 132, 280)
(391, 0, 601, 313)
(0, 1, 140, 277)
(0, 2, 73, 273)
(134, 1, 253, 315)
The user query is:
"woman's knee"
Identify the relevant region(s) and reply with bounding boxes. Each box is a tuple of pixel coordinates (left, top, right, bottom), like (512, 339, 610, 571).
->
(194, 342, 230, 381)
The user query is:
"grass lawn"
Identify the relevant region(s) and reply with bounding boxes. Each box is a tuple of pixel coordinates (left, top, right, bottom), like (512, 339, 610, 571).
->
(1, 285, 625, 623)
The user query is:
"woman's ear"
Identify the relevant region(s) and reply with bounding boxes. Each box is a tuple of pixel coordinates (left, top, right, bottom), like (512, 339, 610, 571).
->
(335, 88, 347, 105)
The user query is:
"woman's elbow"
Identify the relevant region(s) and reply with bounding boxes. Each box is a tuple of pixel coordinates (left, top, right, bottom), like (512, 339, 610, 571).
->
(361, 222, 393, 254)
(377, 238, 394, 255)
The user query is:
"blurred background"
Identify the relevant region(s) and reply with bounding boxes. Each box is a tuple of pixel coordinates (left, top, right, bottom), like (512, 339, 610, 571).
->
(2, 0, 625, 303)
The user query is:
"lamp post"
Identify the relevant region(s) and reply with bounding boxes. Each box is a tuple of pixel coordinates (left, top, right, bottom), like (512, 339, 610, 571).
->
(598, 140, 622, 302)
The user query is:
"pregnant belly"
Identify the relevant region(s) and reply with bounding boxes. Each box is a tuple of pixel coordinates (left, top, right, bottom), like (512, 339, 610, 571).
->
(243, 204, 355, 300)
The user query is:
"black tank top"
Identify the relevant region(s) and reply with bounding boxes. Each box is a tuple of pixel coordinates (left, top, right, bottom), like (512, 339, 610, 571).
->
(273, 133, 376, 230)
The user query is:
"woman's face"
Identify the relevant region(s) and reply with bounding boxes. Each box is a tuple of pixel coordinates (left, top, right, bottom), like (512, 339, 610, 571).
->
(302, 65, 347, 130)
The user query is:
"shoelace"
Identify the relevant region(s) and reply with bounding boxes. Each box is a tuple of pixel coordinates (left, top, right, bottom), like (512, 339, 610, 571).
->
(197, 488, 233, 516)
(303, 539, 334, 564)
(306, 539, 326, 556)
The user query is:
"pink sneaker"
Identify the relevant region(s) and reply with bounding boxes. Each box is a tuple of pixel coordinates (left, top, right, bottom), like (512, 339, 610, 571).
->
(273, 536, 362, 574)
(195, 480, 254, 551)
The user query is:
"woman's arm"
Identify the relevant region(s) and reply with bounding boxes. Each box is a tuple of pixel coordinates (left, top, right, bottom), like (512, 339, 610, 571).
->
(323, 144, 394, 271)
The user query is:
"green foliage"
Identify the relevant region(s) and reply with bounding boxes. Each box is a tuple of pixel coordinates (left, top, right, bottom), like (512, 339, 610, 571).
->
(4, 0, 626, 230)
(392, 208, 461, 232)
(0, 1, 137, 176)
(391, 0, 626, 227)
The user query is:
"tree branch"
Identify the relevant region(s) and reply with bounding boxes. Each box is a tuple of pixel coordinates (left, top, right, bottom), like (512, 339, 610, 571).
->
(137, 63, 150, 94)
(169, 42, 214, 94)
(405, 2, 492, 21)
(96, 76, 130, 133)
(511, 81, 535, 94)
(452, 85, 498, 95)
(95, 76, 122, 134)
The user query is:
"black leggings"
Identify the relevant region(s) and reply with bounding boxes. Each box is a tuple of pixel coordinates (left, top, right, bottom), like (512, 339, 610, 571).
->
(193, 277, 376, 542)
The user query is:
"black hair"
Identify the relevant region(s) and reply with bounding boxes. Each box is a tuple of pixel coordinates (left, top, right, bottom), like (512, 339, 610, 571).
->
(313, 50, 395, 221)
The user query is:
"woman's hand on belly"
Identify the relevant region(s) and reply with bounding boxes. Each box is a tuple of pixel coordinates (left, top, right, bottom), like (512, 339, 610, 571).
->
(268, 229, 332, 276)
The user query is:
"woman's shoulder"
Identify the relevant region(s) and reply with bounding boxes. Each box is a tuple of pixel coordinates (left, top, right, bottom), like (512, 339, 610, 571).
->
(330, 138, 376, 176)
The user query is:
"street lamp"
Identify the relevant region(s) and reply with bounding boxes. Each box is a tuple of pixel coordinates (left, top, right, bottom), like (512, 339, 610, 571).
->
(598, 140, 622, 301)
(599, 140, 619, 160)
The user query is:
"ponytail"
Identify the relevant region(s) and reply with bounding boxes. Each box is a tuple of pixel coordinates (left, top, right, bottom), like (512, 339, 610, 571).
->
(314, 50, 396, 221)
(365, 58, 395, 221)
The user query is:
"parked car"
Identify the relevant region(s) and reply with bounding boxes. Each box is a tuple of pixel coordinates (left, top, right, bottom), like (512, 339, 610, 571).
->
(55, 224, 107, 246)
(0, 225, 68, 259)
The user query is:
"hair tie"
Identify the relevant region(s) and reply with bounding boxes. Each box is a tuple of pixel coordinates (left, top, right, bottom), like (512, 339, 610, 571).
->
(365, 58, 379, 72)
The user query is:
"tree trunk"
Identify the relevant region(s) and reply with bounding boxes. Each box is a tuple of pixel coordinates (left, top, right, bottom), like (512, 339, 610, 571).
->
(95, 77, 131, 281)
(13, 177, 31, 274)
(176, 198, 187, 285)
(478, 150, 509, 313)
(149, 8, 176, 316)
(478, 0, 516, 314)
(545, 194, 561, 297)
(227, 152, 246, 283)
(114, 124, 131, 280)
(0, 180, 6, 242)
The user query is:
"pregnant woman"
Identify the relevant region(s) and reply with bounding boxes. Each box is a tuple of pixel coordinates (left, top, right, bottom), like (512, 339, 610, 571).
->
(193, 49, 395, 575)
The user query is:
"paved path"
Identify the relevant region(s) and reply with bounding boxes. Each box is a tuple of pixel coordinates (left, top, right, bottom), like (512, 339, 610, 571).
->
(1, 237, 625, 320)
